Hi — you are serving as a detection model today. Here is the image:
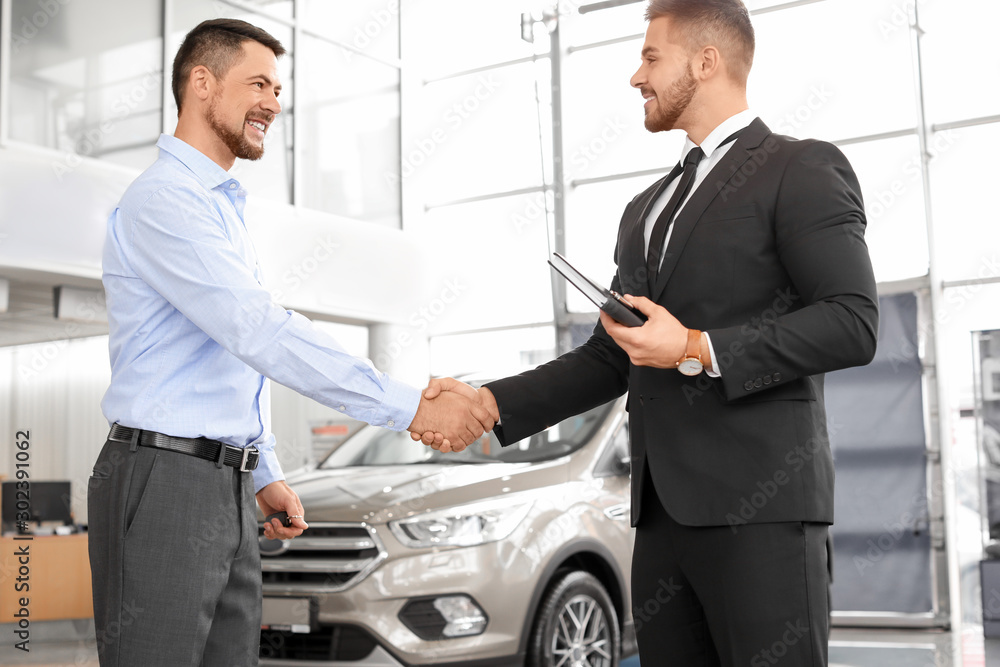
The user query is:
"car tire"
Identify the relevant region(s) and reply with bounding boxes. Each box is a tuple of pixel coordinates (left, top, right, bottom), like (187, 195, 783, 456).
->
(527, 570, 620, 667)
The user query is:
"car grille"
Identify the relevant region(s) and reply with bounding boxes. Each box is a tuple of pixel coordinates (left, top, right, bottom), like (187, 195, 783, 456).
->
(260, 624, 377, 661)
(258, 522, 386, 594)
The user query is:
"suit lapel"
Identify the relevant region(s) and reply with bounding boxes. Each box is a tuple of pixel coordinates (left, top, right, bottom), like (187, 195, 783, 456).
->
(650, 118, 771, 302)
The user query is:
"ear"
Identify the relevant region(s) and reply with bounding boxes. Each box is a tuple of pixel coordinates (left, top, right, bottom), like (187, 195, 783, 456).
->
(188, 64, 215, 103)
(693, 45, 721, 81)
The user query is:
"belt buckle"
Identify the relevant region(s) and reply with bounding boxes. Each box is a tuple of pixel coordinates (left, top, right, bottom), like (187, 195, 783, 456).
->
(240, 446, 260, 472)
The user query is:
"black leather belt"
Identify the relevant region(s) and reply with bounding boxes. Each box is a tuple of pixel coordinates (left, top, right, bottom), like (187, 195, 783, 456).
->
(108, 424, 259, 472)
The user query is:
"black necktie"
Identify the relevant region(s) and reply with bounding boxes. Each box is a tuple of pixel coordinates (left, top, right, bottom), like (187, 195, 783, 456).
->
(646, 145, 704, 287)
(645, 128, 746, 288)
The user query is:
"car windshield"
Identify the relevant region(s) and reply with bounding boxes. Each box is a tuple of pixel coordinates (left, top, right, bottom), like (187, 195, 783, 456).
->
(320, 401, 614, 468)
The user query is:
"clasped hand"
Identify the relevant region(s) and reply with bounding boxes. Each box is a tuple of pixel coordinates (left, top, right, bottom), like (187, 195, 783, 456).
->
(407, 379, 500, 453)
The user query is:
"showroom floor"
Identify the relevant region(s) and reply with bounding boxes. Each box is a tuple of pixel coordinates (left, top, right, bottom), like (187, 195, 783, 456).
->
(3, 624, 1000, 665)
(619, 628, 997, 666)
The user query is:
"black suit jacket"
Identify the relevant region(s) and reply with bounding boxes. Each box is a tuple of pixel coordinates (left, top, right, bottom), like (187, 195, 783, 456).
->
(487, 118, 878, 528)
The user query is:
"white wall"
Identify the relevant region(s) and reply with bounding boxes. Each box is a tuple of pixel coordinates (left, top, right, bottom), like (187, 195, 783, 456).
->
(0, 333, 369, 524)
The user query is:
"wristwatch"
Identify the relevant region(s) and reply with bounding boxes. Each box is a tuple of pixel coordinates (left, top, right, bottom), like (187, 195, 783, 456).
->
(676, 328, 704, 376)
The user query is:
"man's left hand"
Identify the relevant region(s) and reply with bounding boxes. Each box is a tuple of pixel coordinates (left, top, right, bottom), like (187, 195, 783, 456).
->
(600, 295, 687, 369)
(256, 480, 308, 540)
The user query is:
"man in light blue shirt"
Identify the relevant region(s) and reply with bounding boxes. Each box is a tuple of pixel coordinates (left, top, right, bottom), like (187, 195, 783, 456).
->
(89, 19, 492, 666)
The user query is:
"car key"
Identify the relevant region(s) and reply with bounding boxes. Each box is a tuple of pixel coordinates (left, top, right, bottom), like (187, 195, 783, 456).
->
(264, 511, 291, 528)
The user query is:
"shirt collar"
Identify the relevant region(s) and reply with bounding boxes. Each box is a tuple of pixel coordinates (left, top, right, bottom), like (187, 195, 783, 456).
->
(680, 108, 757, 163)
(156, 134, 237, 190)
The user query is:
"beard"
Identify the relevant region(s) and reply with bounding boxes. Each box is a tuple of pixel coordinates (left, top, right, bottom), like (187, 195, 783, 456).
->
(644, 64, 697, 133)
(208, 92, 267, 162)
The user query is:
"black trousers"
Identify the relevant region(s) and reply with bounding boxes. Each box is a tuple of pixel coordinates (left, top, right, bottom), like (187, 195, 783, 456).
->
(88, 438, 261, 666)
(631, 469, 830, 666)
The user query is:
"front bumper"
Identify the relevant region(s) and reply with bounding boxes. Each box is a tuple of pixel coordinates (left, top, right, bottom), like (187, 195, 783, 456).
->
(262, 643, 404, 667)
(259, 525, 538, 666)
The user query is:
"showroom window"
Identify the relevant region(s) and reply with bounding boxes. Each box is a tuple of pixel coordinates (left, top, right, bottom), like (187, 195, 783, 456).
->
(2, 0, 404, 226)
(7, 0, 163, 170)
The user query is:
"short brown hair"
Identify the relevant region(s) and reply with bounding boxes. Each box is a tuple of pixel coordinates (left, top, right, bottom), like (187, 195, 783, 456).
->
(172, 18, 286, 113)
(645, 0, 755, 83)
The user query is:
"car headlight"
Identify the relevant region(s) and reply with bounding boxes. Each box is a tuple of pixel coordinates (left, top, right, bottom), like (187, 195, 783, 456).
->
(389, 496, 533, 548)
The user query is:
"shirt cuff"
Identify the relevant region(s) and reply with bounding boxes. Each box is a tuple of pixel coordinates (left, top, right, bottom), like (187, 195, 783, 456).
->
(250, 438, 284, 494)
(704, 332, 722, 378)
(372, 374, 423, 431)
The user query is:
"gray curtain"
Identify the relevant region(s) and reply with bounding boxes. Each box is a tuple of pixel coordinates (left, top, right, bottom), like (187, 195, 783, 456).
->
(826, 292, 932, 614)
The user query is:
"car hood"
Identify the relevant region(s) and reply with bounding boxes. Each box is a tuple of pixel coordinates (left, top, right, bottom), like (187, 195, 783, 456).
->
(282, 460, 569, 524)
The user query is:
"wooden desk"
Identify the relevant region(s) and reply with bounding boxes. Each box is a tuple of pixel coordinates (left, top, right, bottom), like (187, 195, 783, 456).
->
(0, 533, 93, 620)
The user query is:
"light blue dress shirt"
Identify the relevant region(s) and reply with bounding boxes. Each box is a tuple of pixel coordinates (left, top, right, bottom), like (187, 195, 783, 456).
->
(102, 134, 421, 492)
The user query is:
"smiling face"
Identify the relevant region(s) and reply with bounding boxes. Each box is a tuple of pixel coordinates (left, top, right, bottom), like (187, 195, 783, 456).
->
(630, 16, 698, 134)
(205, 40, 282, 162)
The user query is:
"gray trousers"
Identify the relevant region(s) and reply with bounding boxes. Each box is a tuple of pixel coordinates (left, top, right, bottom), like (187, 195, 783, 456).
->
(88, 438, 261, 666)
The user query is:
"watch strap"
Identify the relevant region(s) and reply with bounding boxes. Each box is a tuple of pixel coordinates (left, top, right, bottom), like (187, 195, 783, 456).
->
(684, 328, 702, 362)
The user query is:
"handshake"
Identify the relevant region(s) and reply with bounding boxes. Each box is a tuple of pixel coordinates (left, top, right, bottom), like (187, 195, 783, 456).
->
(406, 378, 499, 452)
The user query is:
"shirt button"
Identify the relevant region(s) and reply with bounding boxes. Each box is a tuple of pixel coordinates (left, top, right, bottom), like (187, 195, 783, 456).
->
(339, 405, 346, 411)
(229, 183, 237, 189)
(387, 420, 395, 428)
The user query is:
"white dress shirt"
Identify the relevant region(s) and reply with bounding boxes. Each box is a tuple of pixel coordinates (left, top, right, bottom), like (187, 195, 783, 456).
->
(642, 109, 758, 377)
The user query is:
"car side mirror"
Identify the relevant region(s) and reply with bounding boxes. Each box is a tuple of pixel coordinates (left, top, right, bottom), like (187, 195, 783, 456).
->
(597, 422, 630, 478)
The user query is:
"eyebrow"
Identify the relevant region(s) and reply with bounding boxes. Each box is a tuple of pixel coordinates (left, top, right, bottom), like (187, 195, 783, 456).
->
(641, 46, 659, 57)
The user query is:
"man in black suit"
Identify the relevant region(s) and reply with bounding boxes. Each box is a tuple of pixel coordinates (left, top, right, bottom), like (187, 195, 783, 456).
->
(419, 0, 878, 663)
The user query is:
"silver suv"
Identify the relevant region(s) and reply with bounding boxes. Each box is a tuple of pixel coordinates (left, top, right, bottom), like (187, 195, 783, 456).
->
(257, 392, 635, 666)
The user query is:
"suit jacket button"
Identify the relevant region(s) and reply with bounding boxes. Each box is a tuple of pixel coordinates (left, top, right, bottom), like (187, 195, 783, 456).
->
(763, 375, 772, 385)
(754, 378, 763, 388)
(744, 381, 754, 391)
(773, 372, 782, 382)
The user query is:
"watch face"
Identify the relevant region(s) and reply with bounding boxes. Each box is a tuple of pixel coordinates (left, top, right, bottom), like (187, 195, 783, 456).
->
(678, 358, 703, 376)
